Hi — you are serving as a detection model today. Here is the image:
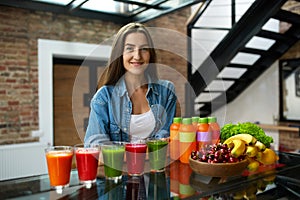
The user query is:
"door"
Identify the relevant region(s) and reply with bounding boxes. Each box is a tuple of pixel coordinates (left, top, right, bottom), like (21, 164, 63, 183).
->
(53, 59, 105, 146)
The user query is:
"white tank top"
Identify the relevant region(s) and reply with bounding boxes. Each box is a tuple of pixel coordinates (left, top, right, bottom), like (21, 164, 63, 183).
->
(130, 109, 155, 139)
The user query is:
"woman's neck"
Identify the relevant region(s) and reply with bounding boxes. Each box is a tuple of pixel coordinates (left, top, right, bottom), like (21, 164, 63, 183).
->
(125, 73, 147, 94)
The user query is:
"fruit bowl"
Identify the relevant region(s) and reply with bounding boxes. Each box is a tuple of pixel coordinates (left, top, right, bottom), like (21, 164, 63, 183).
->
(189, 157, 249, 177)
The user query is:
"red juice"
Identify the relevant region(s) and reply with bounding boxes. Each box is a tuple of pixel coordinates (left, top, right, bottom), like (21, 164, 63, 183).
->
(75, 148, 100, 182)
(125, 143, 147, 176)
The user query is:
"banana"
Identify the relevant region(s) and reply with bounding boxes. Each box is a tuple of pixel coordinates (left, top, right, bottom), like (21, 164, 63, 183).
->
(245, 146, 258, 157)
(230, 139, 246, 158)
(254, 141, 266, 151)
(224, 134, 257, 145)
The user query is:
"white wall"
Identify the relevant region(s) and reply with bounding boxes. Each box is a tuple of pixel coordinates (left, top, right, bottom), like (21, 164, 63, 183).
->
(214, 62, 279, 125)
(212, 62, 280, 150)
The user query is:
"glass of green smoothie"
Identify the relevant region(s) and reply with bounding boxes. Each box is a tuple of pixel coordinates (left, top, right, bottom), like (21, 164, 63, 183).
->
(101, 142, 125, 181)
(146, 138, 169, 172)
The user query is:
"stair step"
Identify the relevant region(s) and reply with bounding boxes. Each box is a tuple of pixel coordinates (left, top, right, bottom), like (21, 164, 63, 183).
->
(273, 9, 300, 25)
(257, 30, 291, 42)
(226, 63, 251, 68)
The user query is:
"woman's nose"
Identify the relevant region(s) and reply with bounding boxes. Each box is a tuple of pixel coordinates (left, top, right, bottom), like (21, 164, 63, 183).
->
(133, 49, 141, 59)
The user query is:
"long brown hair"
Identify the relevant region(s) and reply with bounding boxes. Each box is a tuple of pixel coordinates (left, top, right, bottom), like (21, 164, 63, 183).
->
(97, 23, 158, 89)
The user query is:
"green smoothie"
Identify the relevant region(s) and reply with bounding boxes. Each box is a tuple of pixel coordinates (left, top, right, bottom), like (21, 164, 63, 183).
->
(102, 145, 125, 179)
(147, 139, 168, 172)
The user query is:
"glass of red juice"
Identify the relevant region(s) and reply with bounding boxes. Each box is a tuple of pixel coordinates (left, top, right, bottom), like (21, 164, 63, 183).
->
(125, 141, 147, 176)
(45, 146, 74, 194)
(101, 142, 125, 181)
(75, 144, 100, 188)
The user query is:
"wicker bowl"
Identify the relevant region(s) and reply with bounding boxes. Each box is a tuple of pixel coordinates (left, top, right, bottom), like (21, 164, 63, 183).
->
(189, 157, 249, 177)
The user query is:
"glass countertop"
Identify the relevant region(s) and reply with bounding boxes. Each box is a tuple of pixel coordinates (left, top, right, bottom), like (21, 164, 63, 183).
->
(1, 151, 300, 200)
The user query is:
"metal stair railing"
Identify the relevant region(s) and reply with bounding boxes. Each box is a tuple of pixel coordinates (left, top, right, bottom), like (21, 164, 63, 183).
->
(186, 0, 299, 117)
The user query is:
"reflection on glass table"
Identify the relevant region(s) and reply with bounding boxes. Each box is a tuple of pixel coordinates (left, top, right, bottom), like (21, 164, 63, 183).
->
(0, 151, 300, 199)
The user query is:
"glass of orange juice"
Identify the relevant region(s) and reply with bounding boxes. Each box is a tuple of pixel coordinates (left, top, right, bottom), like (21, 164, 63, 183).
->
(45, 146, 74, 193)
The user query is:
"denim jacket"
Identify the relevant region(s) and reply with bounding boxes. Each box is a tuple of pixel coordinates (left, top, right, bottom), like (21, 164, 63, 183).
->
(84, 76, 177, 144)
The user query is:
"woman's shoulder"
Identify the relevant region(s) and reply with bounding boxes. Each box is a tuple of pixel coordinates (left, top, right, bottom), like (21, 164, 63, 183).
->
(156, 79, 174, 86)
(92, 85, 115, 101)
(96, 85, 113, 94)
(155, 79, 175, 90)
(150, 79, 176, 96)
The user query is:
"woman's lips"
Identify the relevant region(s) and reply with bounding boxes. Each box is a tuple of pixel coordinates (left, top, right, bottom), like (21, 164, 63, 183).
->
(130, 62, 143, 67)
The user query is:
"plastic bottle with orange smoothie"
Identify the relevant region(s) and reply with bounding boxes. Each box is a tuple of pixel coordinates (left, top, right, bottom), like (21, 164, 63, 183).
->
(170, 117, 182, 160)
(208, 116, 220, 144)
(196, 117, 209, 152)
(179, 118, 196, 164)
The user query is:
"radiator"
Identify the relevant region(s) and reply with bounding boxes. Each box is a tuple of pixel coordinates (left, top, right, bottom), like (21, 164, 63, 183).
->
(0, 142, 48, 181)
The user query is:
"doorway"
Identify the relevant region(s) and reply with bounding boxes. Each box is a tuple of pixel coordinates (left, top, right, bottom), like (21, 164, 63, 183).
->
(53, 58, 106, 146)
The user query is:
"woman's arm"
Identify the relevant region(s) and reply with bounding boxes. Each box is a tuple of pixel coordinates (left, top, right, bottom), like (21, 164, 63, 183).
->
(153, 81, 177, 138)
(84, 88, 111, 144)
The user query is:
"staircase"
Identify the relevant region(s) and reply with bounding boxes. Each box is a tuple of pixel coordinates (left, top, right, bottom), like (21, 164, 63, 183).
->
(186, 0, 300, 117)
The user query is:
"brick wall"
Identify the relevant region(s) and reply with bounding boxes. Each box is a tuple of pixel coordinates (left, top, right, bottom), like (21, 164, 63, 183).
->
(0, 5, 190, 144)
(279, 130, 300, 152)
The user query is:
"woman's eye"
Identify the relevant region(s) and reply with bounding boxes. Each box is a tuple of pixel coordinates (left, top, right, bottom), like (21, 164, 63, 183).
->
(124, 46, 134, 52)
(140, 47, 149, 52)
(124, 46, 149, 53)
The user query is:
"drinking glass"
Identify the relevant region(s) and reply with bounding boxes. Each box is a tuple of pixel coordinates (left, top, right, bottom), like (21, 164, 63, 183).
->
(146, 138, 169, 172)
(74, 144, 100, 188)
(125, 140, 147, 176)
(45, 146, 74, 193)
(101, 142, 125, 181)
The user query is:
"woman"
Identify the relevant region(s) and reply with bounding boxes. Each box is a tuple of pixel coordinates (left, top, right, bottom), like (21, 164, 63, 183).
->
(84, 23, 177, 144)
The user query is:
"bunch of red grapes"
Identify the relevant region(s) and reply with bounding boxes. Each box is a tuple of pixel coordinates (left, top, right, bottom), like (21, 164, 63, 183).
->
(191, 143, 245, 163)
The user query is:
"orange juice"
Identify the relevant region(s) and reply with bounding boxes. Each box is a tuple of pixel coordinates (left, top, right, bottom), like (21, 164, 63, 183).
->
(170, 117, 182, 160)
(208, 116, 220, 144)
(45, 146, 73, 187)
(179, 118, 196, 164)
(196, 117, 209, 151)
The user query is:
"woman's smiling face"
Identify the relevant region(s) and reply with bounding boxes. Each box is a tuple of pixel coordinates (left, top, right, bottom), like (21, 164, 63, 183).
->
(123, 32, 150, 76)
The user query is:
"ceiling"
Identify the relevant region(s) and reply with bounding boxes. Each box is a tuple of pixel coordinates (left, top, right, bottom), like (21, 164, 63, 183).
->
(0, 0, 202, 24)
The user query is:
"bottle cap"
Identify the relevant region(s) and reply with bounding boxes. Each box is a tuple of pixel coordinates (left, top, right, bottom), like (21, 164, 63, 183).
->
(173, 117, 182, 123)
(207, 116, 217, 123)
(182, 118, 192, 125)
(198, 117, 208, 123)
(192, 116, 199, 123)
